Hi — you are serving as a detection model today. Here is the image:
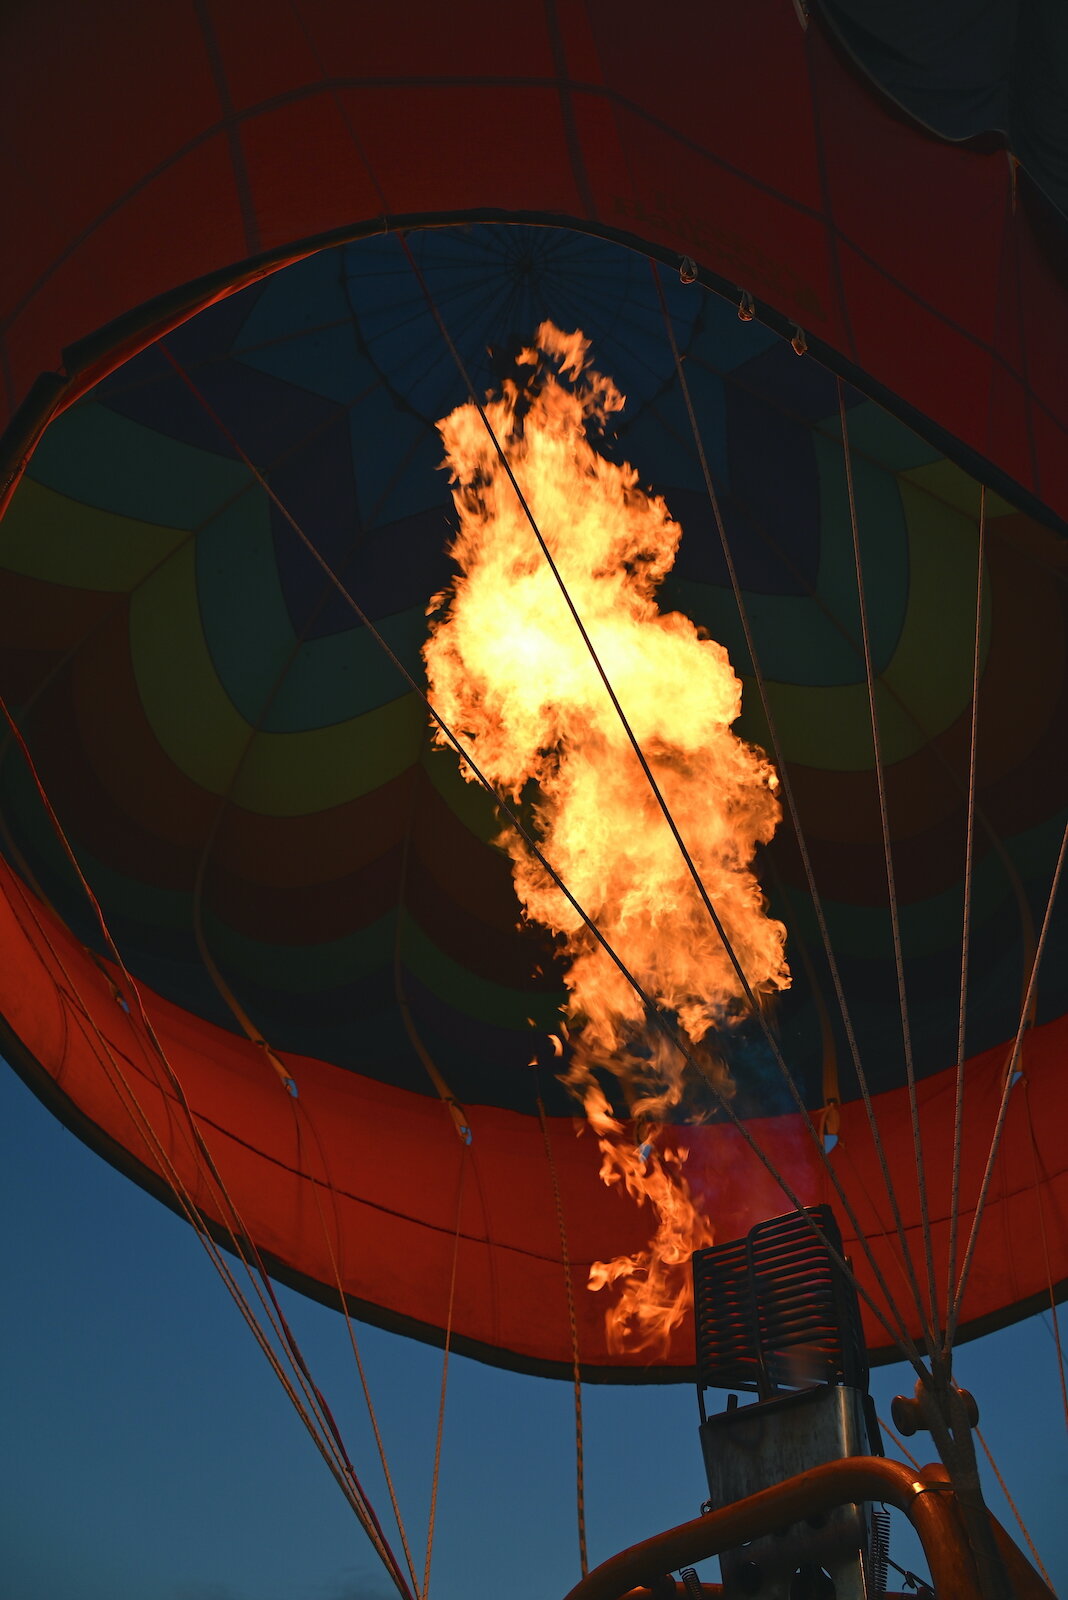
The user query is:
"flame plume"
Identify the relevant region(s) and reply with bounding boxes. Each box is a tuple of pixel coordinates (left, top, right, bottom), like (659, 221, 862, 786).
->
(424, 323, 789, 1355)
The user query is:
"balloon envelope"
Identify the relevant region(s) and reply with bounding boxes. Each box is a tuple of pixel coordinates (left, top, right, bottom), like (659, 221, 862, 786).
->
(1, 3, 1066, 1378)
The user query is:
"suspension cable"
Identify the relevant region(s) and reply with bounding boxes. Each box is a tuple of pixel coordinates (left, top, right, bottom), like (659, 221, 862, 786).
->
(4, 866, 414, 1594)
(154, 341, 923, 1369)
(537, 1091, 589, 1578)
(974, 1425, 1055, 1589)
(1022, 1081, 1068, 1440)
(946, 486, 986, 1336)
(292, 1102, 425, 1598)
(651, 261, 927, 1349)
(948, 816, 1068, 1344)
(0, 694, 417, 1599)
(422, 1154, 468, 1600)
(876, 1415, 922, 1472)
(837, 377, 940, 1354)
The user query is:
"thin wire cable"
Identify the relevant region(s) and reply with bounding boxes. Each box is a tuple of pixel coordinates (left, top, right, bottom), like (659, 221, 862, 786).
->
(0, 701, 416, 1598)
(876, 1415, 922, 1472)
(537, 1093, 589, 1577)
(4, 869, 413, 1594)
(652, 262, 928, 1348)
(397, 247, 923, 1363)
(837, 376, 940, 1354)
(946, 486, 986, 1339)
(292, 1104, 425, 1599)
(422, 1155, 468, 1600)
(974, 1425, 1055, 1589)
(155, 339, 923, 1369)
(1022, 1082, 1068, 1440)
(949, 816, 1068, 1343)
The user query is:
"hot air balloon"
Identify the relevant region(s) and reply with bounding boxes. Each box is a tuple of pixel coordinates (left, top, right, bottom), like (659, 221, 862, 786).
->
(2, 3, 1066, 1597)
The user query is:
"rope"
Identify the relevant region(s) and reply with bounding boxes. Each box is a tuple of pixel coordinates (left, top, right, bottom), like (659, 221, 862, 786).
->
(155, 331, 924, 1369)
(947, 485, 986, 1331)
(948, 816, 1068, 1344)
(876, 1415, 922, 1472)
(639, 265, 923, 1355)
(0, 694, 416, 1598)
(837, 378, 940, 1356)
(423, 1154, 468, 1600)
(292, 1103, 425, 1598)
(974, 1425, 1055, 1589)
(392, 729, 471, 1146)
(1022, 1082, 1068, 1441)
(651, 262, 926, 1346)
(537, 1093, 589, 1577)
(5, 869, 414, 1594)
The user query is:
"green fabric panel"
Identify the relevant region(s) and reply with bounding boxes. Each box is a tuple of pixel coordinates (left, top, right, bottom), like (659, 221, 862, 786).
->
(421, 742, 503, 844)
(204, 911, 397, 990)
(29, 403, 254, 527)
(130, 543, 424, 813)
(0, 479, 189, 592)
(399, 916, 562, 1032)
(195, 494, 429, 730)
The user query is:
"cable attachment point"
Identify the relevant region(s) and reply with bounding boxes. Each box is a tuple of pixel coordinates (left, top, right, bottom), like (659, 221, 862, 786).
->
(679, 256, 698, 285)
(791, 325, 808, 356)
(890, 1380, 979, 1437)
(817, 1098, 841, 1154)
(737, 290, 756, 321)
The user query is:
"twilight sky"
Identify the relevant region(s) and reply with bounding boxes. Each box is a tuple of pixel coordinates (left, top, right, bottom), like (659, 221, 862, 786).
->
(3, 1063, 1065, 1600)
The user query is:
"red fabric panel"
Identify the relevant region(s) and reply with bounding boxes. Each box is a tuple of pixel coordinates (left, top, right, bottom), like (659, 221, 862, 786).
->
(2, 1, 1067, 524)
(3, 851, 1066, 1375)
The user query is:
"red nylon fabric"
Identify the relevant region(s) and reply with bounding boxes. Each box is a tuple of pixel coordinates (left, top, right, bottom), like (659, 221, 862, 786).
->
(3, 0, 1068, 1375)
(4, 853, 1065, 1372)
(2, 1, 1067, 525)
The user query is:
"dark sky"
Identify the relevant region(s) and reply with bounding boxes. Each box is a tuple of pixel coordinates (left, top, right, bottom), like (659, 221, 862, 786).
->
(2, 1063, 1065, 1600)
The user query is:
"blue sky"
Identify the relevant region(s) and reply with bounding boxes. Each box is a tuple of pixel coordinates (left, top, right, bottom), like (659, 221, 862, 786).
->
(2, 1062, 1065, 1600)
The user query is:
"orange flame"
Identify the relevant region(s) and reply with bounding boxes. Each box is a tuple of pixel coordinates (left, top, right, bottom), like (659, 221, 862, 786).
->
(424, 324, 789, 1355)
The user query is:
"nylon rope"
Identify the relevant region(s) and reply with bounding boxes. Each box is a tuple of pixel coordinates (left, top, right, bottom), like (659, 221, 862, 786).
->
(1021, 1081, 1068, 1441)
(392, 722, 471, 1145)
(291, 1103, 425, 1598)
(974, 1425, 1055, 1589)
(155, 341, 923, 1369)
(397, 242, 924, 1365)
(834, 1134, 931, 1325)
(948, 815, 1068, 1345)
(537, 1092, 589, 1577)
(17, 912, 415, 1596)
(678, 414, 1040, 1021)
(837, 377, 940, 1354)
(422, 1152, 468, 1600)
(651, 262, 926, 1350)
(876, 1415, 922, 1472)
(946, 486, 986, 1336)
(3, 867, 413, 1594)
(0, 694, 416, 1599)
(164, 377, 436, 1586)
